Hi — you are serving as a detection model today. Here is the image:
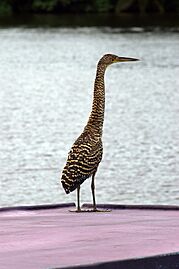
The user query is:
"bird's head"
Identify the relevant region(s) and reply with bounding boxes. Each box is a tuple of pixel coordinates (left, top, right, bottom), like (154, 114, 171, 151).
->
(98, 54, 139, 68)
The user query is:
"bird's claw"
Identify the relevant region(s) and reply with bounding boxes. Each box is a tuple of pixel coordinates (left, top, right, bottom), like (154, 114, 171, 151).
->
(69, 208, 111, 213)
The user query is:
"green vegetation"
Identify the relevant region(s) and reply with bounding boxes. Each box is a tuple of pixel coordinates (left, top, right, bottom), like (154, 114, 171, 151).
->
(0, 0, 12, 14)
(0, 0, 178, 15)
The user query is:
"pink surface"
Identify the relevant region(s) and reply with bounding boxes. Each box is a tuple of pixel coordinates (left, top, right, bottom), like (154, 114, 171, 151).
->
(0, 206, 179, 268)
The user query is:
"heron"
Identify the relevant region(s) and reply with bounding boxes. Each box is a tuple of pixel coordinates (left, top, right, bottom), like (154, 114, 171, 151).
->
(61, 54, 139, 212)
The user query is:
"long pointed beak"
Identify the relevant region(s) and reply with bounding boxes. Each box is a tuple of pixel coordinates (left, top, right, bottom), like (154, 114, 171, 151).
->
(116, 57, 139, 62)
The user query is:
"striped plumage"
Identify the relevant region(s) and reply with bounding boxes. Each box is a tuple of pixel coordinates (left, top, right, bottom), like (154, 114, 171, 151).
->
(61, 131, 103, 194)
(61, 54, 139, 212)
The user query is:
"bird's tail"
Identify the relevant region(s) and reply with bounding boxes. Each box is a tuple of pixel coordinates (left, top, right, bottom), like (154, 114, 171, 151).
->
(61, 181, 71, 194)
(61, 170, 89, 194)
(61, 180, 80, 194)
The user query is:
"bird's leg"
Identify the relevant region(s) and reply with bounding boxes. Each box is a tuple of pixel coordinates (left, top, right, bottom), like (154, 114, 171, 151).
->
(91, 172, 97, 211)
(91, 171, 111, 213)
(69, 186, 82, 212)
(77, 185, 81, 212)
(71, 175, 110, 213)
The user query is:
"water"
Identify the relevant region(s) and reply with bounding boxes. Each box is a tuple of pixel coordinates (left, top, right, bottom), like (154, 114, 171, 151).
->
(0, 25, 179, 207)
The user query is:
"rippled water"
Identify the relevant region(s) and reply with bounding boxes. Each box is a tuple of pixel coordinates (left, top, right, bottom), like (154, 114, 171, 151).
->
(0, 27, 179, 207)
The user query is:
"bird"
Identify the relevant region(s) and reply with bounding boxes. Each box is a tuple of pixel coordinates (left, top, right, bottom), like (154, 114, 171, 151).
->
(61, 53, 139, 212)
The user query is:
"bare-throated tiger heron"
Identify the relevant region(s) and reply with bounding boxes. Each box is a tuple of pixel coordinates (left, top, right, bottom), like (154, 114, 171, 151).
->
(61, 54, 139, 212)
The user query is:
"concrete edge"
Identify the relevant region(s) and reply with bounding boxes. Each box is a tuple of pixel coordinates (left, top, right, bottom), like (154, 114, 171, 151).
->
(0, 202, 76, 212)
(82, 203, 179, 211)
(1, 203, 179, 212)
(54, 251, 179, 269)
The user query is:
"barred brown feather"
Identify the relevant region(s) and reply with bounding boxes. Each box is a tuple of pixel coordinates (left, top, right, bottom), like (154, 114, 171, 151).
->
(61, 131, 103, 194)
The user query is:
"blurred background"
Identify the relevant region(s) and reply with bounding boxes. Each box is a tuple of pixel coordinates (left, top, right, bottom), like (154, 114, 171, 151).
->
(0, 0, 179, 207)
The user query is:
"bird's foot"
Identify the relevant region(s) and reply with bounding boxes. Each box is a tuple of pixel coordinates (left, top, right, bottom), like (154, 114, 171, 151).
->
(69, 208, 83, 213)
(69, 208, 111, 213)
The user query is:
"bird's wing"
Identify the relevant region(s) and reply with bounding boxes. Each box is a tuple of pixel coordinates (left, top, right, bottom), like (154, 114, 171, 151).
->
(61, 134, 103, 194)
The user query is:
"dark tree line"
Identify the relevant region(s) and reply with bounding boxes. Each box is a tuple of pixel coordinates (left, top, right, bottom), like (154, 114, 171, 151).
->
(0, 0, 178, 15)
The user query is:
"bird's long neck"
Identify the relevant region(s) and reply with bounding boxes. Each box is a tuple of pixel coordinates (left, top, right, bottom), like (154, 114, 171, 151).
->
(85, 63, 106, 136)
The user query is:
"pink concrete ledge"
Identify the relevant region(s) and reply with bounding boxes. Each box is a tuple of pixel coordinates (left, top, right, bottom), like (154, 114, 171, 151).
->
(0, 203, 179, 269)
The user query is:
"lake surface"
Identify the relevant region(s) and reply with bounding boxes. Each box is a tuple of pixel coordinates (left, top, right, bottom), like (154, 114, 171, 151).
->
(0, 22, 179, 207)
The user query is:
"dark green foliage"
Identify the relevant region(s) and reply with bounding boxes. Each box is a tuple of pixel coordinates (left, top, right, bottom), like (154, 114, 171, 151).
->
(115, 0, 135, 14)
(94, 0, 112, 12)
(0, 0, 12, 15)
(32, 0, 59, 12)
(0, 0, 178, 14)
(115, 0, 166, 14)
(8, 0, 32, 13)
